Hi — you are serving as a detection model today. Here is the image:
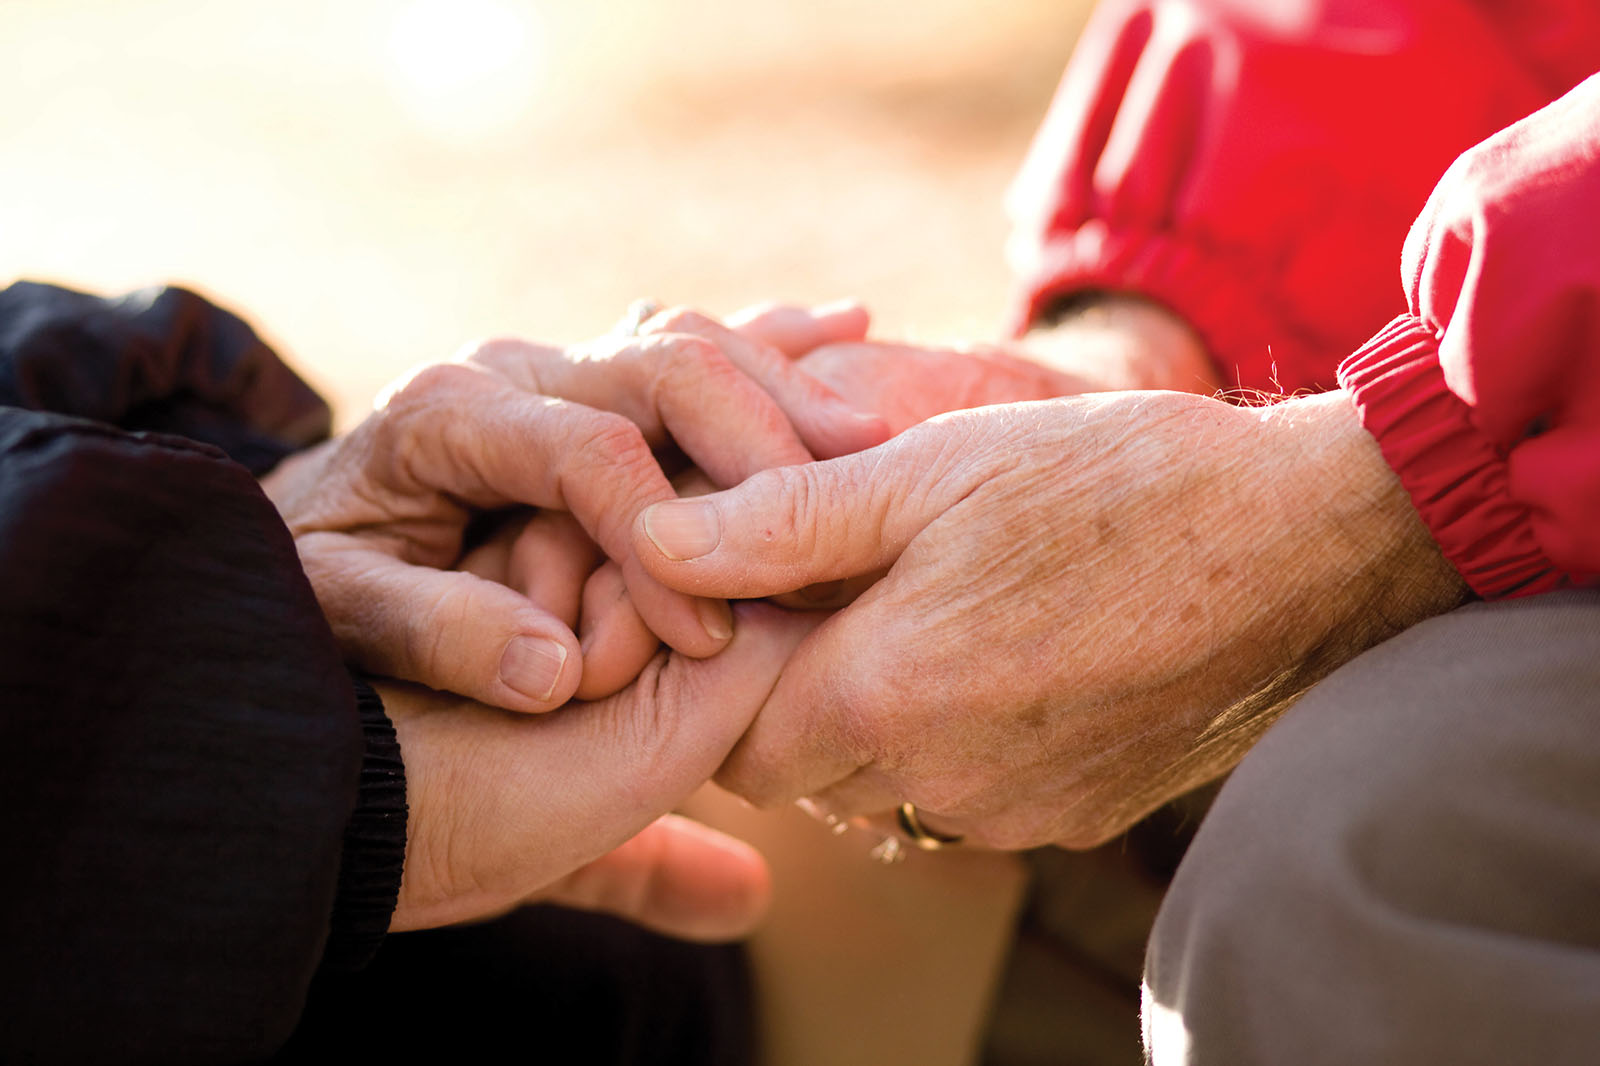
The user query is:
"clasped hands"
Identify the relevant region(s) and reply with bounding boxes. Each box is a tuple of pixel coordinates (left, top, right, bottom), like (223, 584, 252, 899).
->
(265, 298, 1465, 941)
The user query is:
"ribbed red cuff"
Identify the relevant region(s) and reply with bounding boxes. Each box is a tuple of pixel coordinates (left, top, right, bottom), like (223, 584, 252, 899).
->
(1337, 315, 1564, 599)
(1005, 221, 1330, 396)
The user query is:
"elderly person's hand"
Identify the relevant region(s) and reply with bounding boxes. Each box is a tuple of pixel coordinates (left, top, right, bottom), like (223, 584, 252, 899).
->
(787, 296, 1224, 435)
(790, 341, 1095, 436)
(263, 307, 885, 712)
(630, 388, 1466, 849)
(531, 300, 1219, 699)
(385, 601, 825, 936)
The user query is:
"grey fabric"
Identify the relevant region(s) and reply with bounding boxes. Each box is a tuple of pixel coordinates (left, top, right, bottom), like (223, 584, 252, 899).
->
(1143, 589, 1600, 1065)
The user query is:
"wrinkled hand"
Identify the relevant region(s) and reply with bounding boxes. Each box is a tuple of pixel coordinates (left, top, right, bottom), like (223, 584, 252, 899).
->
(264, 308, 884, 712)
(792, 340, 1096, 435)
(632, 390, 1465, 848)
(780, 296, 1221, 438)
(385, 601, 826, 937)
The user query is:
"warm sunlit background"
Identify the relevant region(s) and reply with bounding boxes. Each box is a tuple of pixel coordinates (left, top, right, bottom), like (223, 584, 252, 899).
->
(3, 0, 1093, 425)
(4, 6, 1140, 1062)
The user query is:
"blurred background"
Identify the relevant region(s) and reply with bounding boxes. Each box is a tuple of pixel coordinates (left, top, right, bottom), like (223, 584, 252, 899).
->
(4, 7, 1155, 1062)
(2, 0, 1092, 425)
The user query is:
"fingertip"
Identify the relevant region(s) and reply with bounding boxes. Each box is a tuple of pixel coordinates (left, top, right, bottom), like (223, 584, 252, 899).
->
(575, 607, 661, 701)
(810, 299, 871, 341)
(496, 627, 582, 712)
(695, 596, 734, 645)
(619, 558, 737, 659)
(843, 410, 893, 450)
(575, 559, 667, 699)
(649, 817, 773, 941)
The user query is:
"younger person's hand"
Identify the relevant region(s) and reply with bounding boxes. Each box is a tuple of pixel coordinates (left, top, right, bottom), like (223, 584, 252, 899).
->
(384, 602, 826, 938)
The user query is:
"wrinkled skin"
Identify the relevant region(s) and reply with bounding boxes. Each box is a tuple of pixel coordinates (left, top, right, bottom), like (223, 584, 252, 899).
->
(539, 300, 1223, 703)
(794, 341, 1095, 435)
(386, 601, 826, 937)
(261, 304, 882, 940)
(263, 304, 883, 713)
(790, 295, 1222, 434)
(634, 389, 1466, 849)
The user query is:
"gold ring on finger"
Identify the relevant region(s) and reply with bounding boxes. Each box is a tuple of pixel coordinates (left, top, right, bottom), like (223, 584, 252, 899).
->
(896, 802, 964, 851)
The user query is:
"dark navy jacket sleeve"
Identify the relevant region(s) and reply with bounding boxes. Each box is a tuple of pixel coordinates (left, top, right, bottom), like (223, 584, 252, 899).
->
(0, 281, 331, 476)
(0, 283, 403, 1063)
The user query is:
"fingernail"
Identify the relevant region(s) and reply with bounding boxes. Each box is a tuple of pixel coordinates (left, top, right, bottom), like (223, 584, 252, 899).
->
(812, 298, 860, 317)
(499, 636, 567, 702)
(642, 500, 721, 560)
(697, 597, 734, 642)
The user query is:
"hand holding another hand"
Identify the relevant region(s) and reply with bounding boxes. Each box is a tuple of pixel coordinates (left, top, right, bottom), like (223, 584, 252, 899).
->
(778, 295, 1220, 441)
(263, 305, 884, 712)
(634, 389, 1465, 848)
(385, 602, 826, 937)
(791, 340, 1097, 435)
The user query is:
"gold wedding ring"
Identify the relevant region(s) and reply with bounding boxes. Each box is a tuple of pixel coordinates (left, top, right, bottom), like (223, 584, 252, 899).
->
(896, 802, 964, 850)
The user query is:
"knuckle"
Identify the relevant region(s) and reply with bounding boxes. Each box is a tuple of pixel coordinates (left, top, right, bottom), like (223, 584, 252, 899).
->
(572, 409, 652, 468)
(760, 464, 825, 558)
(454, 335, 518, 364)
(654, 335, 735, 387)
(562, 414, 662, 547)
(455, 336, 539, 377)
(387, 361, 485, 408)
(405, 587, 468, 674)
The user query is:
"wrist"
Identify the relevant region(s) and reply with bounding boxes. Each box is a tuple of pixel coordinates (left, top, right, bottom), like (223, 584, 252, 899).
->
(1018, 294, 1221, 393)
(1256, 390, 1467, 638)
(321, 675, 408, 968)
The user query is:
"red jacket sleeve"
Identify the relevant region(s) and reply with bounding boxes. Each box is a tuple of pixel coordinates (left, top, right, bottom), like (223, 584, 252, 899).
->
(1337, 75, 1600, 599)
(1006, 0, 1600, 394)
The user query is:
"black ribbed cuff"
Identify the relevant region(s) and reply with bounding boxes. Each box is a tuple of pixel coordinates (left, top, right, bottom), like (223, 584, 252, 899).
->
(320, 675, 408, 972)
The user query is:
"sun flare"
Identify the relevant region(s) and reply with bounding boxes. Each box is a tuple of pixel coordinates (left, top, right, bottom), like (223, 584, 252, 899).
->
(385, 0, 545, 139)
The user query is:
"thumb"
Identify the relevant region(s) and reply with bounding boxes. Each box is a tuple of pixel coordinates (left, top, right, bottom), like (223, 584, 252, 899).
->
(302, 539, 583, 712)
(632, 420, 972, 599)
(504, 602, 825, 896)
(389, 602, 825, 931)
(543, 814, 771, 941)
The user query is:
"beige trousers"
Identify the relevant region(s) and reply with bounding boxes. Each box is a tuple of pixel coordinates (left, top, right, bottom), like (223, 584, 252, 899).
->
(1144, 589, 1600, 1064)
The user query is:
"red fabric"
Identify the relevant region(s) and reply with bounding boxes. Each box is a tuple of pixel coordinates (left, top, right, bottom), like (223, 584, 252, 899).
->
(1007, 0, 1600, 393)
(1009, 1, 1600, 598)
(1339, 77, 1600, 597)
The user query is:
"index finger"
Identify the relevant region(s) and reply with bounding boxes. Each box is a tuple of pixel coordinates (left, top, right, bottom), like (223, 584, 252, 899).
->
(375, 365, 734, 657)
(644, 308, 890, 460)
(468, 333, 812, 487)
